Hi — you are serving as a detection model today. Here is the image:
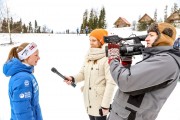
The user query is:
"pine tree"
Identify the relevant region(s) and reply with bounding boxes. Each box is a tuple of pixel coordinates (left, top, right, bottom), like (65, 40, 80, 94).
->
(93, 13, 98, 30)
(164, 5, 168, 22)
(37, 26, 41, 33)
(154, 9, 157, 22)
(81, 9, 88, 33)
(88, 8, 94, 31)
(35, 20, 38, 33)
(16, 19, 22, 33)
(98, 6, 106, 29)
(22, 24, 27, 33)
(28, 22, 32, 33)
(10, 17, 13, 31)
(88, 8, 98, 31)
(80, 7, 107, 33)
(172, 3, 178, 13)
(2, 18, 8, 33)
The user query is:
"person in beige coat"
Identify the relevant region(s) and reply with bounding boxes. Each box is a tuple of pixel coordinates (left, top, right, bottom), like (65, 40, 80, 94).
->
(64, 29, 116, 120)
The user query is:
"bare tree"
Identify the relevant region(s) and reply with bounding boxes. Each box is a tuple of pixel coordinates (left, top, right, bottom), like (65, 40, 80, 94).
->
(6, 3, 12, 44)
(0, 1, 12, 44)
(0, 1, 4, 32)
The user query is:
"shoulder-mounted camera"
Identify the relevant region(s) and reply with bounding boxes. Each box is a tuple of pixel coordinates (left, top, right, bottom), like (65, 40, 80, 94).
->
(104, 34, 147, 56)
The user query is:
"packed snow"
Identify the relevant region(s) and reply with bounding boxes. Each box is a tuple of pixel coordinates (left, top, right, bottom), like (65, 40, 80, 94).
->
(0, 28, 180, 120)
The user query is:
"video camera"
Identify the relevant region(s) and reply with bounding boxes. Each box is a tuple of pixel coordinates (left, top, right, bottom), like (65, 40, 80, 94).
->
(104, 34, 147, 56)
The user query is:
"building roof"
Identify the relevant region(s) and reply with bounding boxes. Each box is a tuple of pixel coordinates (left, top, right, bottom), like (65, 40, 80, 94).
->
(166, 11, 180, 23)
(138, 13, 154, 23)
(114, 17, 131, 25)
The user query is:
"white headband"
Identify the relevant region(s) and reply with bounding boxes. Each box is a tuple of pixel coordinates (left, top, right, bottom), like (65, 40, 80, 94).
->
(18, 42, 38, 60)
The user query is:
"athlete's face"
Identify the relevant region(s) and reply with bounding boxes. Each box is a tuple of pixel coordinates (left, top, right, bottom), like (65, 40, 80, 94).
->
(24, 50, 40, 66)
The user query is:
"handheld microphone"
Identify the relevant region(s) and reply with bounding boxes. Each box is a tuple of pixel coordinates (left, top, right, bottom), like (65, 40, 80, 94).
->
(51, 67, 76, 88)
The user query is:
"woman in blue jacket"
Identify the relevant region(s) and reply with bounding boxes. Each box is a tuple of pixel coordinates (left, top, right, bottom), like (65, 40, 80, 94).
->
(3, 42, 43, 120)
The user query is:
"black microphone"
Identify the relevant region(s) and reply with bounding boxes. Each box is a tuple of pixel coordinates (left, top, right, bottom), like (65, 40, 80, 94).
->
(51, 67, 76, 88)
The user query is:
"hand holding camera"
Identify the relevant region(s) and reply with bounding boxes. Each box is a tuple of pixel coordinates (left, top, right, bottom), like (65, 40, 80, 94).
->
(108, 43, 120, 64)
(105, 34, 146, 66)
(107, 43, 132, 66)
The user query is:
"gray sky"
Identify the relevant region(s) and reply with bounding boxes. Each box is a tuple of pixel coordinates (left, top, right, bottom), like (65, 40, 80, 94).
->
(2, 0, 180, 32)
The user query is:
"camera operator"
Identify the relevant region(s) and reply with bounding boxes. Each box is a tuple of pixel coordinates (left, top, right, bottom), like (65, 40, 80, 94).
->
(107, 22, 180, 120)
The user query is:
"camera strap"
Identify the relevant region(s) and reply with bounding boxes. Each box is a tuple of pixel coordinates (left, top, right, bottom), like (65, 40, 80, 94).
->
(167, 52, 180, 81)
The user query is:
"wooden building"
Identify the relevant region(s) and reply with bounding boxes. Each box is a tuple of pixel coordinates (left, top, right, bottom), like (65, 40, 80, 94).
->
(138, 13, 154, 25)
(166, 11, 180, 23)
(114, 17, 131, 28)
(165, 11, 180, 27)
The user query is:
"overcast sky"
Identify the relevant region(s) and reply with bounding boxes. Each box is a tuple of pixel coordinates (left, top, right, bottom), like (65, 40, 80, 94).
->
(1, 0, 180, 32)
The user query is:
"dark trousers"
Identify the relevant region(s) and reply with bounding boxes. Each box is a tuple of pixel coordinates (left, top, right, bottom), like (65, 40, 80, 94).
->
(89, 115, 107, 120)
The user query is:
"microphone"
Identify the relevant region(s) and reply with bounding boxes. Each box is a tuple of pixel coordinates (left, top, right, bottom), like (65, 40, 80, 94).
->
(51, 67, 76, 88)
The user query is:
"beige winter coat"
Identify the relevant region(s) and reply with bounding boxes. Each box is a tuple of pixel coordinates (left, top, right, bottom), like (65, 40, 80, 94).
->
(73, 45, 116, 116)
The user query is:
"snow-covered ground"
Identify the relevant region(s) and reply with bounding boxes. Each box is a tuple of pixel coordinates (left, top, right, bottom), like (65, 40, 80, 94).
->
(0, 28, 180, 120)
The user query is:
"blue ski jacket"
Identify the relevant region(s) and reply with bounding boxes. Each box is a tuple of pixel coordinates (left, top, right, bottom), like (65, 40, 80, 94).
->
(3, 58, 43, 120)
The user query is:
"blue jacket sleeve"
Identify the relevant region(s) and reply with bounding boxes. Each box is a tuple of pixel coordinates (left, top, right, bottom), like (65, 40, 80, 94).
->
(10, 76, 35, 120)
